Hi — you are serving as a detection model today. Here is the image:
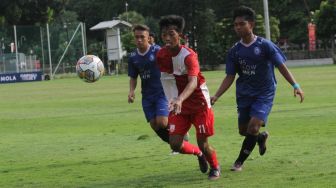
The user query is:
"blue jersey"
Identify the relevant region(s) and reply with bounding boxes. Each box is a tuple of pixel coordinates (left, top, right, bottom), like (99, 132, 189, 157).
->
(226, 36, 286, 98)
(128, 45, 164, 98)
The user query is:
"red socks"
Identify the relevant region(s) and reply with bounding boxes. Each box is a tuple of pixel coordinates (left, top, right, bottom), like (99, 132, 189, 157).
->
(179, 141, 219, 169)
(205, 150, 219, 169)
(180, 141, 201, 155)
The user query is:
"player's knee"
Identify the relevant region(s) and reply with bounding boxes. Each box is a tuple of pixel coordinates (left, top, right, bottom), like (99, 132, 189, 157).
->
(154, 128, 169, 143)
(169, 138, 183, 152)
(247, 118, 263, 135)
(170, 142, 182, 152)
(247, 125, 260, 135)
(156, 121, 167, 129)
(155, 117, 168, 128)
(239, 130, 247, 136)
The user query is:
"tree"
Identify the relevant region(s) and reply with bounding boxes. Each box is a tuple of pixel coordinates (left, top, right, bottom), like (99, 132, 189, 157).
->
(315, 0, 336, 60)
(193, 8, 217, 67)
(119, 11, 146, 53)
(0, 0, 65, 25)
(254, 14, 280, 42)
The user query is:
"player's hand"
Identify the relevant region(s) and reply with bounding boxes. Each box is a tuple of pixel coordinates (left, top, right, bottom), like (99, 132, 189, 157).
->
(210, 95, 218, 105)
(128, 92, 135, 103)
(169, 97, 182, 115)
(294, 88, 304, 103)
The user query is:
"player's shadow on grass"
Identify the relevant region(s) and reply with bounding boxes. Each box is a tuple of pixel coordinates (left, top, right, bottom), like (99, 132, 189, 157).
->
(1, 155, 156, 174)
(85, 169, 209, 188)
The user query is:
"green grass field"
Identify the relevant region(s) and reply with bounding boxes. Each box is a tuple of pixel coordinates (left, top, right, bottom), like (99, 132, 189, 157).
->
(1, 65, 336, 188)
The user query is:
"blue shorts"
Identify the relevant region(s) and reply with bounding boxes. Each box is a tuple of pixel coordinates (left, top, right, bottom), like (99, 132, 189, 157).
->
(237, 95, 274, 126)
(142, 92, 169, 122)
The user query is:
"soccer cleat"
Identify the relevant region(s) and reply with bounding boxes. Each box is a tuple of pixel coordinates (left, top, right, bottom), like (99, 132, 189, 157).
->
(258, 131, 269, 156)
(230, 161, 243, 172)
(170, 150, 180, 155)
(208, 166, 221, 180)
(197, 153, 208, 173)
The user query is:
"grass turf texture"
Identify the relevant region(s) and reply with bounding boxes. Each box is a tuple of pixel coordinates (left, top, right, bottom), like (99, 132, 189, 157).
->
(0, 65, 335, 187)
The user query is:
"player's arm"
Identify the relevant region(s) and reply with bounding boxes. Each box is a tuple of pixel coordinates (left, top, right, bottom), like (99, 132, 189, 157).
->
(211, 46, 236, 105)
(170, 75, 197, 114)
(128, 54, 138, 103)
(169, 53, 199, 114)
(128, 77, 137, 103)
(211, 75, 235, 105)
(277, 63, 304, 103)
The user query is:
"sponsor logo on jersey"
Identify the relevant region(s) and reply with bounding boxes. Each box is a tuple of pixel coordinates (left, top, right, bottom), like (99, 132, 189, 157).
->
(169, 124, 175, 133)
(149, 54, 155, 61)
(254, 47, 261, 55)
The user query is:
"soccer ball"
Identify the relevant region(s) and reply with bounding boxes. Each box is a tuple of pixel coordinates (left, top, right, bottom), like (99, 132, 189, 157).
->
(76, 55, 105, 83)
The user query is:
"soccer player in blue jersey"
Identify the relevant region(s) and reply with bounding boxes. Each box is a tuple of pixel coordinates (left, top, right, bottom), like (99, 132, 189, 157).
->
(128, 24, 170, 144)
(211, 6, 304, 171)
(149, 32, 160, 49)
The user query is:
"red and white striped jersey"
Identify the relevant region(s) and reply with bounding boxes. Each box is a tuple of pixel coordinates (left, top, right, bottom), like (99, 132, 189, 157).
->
(157, 45, 211, 114)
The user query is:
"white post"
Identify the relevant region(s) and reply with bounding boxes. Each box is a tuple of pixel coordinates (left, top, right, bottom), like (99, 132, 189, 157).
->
(116, 28, 122, 76)
(263, 0, 271, 40)
(125, 2, 129, 22)
(46, 23, 53, 79)
(84, 23, 87, 55)
(52, 23, 81, 77)
(40, 27, 45, 73)
(14, 25, 19, 72)
(81, 22, 86, 56)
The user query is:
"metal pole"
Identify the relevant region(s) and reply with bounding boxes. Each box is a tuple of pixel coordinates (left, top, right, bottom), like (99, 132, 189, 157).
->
(14, 25, 19, 72)
(263, 0, 271, 40)
(46, 23, 52, 79)
(52, 23, 81, 77)
(40, 27, 45, 73)
(83, 23, 87, 55)
(116, 28, 122, 76)
(81, 22, 86, 56)
(125, 2, 128, 22)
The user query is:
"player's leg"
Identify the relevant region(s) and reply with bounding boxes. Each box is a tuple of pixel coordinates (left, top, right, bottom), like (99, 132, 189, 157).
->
(149, 116, 169, 143)
(143, 97, 169, 143)
(231, 106, 251, 171)
(197, 136, 220, 180)
(168, 115, 199, 154)
(151, 93, 170, 143)
(252, 98, 273, 156)
(231, 118, 262, 171)
(168, 114, 206, 167)
(232, 99, 273, 171)
(194, 108, 220, 179)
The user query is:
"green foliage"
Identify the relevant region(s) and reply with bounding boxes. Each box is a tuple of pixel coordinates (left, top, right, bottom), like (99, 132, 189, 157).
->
(119, 11, 145, 25)
(211, 18, 236, 65)
(121, 32, 136, 54)
(144, 17, 160, 38)
(119, 11, 145, 54)
(0, 16, 5, 26)
(0, 0, 65, 25)
(0, 0, 331, 66)
(193, 8, 217, 66)
(255, 14, 266, 37)
(315, 0, 336, 40)
(254, 14, 280, 42)
(270, 16, 280, 42)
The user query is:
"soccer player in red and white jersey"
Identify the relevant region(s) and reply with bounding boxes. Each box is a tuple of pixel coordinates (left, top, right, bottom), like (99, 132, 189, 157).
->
(156, 15, 220, 180)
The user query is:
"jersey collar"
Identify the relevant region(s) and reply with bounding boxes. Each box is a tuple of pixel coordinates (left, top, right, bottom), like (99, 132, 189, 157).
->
(137, 46, 151, 56)
(240, 35, 258, 47)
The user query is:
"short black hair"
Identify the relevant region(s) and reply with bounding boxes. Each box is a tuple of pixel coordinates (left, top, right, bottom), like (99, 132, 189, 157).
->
(149, 32, 155, 37)
(132, 24, 150, 32)
(233, 6, 256, 22)
(159, 15, 185, 33)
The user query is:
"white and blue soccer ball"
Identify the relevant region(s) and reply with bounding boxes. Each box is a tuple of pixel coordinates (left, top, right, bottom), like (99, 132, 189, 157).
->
(76, 55, 105, 83)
